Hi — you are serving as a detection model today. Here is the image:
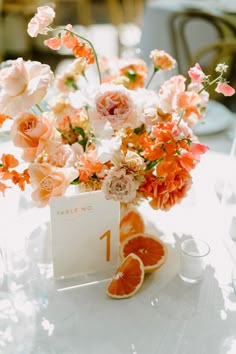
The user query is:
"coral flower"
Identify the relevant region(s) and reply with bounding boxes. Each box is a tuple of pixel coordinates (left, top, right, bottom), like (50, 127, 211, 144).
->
(215, 82, 235, 96)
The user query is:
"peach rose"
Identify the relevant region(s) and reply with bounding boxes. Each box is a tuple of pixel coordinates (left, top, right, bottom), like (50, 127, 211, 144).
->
(44, 140, 78, 168)
(10, 112, 54, 162)
(150, 49, 176, 71)
(95, 84, 137, 129)
(27, 6, 55, 37)
(102, 168, 137, 203)
(28, 162, 78, 207)
(48, 94, 77, 121)
(0, 58, 53, 117)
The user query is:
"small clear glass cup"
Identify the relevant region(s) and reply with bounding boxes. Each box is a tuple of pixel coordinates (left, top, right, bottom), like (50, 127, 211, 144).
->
(179, 238, 210, 284)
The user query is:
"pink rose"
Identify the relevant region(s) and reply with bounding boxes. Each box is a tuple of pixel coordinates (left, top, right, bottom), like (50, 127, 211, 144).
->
(10, 112, 54, 162)
(28, 163, 78, 207)
(95, 84, 137, 129)
(0, 58, 53, 117)
(102, 168, 137, 203)
(188, 63, 205, 84)
(27, 6, 55, 37)
(215, 82, 235, 96)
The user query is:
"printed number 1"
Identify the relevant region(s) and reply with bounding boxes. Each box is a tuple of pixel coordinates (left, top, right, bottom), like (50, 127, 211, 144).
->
(99, 230, 111, 262)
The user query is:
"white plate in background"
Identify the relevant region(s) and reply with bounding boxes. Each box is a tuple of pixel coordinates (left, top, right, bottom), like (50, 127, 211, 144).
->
(193, 100, 235, 136)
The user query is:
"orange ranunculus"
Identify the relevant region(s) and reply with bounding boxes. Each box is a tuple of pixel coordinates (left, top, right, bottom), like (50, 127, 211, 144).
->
(139, 164, 192, 211)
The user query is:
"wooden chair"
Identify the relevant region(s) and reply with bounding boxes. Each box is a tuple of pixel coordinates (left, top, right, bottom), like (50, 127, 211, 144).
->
(169, 10, 236, 73)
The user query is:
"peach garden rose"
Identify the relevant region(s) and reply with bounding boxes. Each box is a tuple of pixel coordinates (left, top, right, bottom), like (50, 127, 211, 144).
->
(94, 84, 138, 130)
(10, 112, 54, 162)
(28, 163, 78, 207)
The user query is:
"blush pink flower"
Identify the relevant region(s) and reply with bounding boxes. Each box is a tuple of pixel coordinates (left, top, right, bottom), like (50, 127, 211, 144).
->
(43, 140, 78, 168)
(28, 162, 78, 207)
(102, 168, 137, 203)
(94, 84, 137, 130)
(215, 82, 235, 96)
(10, 112, 54, 162)
(188, 63, 205, 84)
(158, 75, 186, 112)
(27, 6, 55, 37)
(0, 58, 53, 117)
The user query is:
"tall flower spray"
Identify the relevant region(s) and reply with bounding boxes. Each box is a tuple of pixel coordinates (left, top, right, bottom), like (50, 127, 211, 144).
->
(0, 6, 235, 209)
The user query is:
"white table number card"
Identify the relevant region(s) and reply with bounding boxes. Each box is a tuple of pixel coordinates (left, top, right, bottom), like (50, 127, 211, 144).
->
(49, 190, 120, 287)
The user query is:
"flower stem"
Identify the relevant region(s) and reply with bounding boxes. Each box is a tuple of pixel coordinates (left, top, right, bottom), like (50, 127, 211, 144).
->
(63, 28, 101, 84)
(35, 103, 44, 113)
(198, 74, 222, 94)
(146, 68, 158, 89)
(177, 109, 185, 126)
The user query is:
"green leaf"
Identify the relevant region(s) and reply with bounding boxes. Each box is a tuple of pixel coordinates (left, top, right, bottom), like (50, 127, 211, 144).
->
(73, 126, 86, 138)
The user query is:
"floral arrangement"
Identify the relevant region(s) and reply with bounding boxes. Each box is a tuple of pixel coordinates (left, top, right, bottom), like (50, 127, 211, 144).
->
(0, 6, 235, 210)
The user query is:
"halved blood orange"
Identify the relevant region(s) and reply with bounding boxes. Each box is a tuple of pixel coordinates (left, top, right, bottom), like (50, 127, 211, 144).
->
(119, 207, 145, 243)
(106, 253, 145, 299)
(120, 233, 167, 273)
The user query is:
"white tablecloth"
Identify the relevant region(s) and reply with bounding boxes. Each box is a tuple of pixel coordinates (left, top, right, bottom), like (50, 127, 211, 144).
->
(0, 119, 236, 353)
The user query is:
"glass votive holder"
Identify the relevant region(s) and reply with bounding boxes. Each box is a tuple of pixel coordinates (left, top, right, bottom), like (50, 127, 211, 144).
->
(179, 238, 210, 284)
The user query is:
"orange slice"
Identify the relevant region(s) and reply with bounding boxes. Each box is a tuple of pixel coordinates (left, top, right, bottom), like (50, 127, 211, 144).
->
(120, 233, 167, 273)
(106, 253, 145, 299)
(119, 207, 145, 243)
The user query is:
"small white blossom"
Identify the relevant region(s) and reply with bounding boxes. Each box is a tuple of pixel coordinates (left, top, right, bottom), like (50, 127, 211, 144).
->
(215, 63, 228, 73)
